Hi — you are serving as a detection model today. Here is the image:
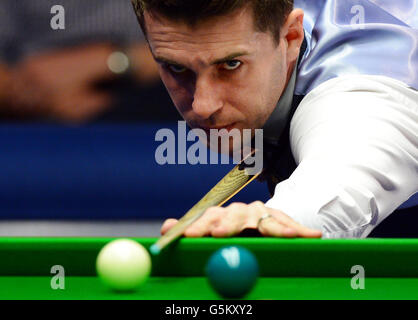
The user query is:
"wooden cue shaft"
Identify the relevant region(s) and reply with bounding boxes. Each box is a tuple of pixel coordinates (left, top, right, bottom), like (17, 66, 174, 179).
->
(151, 153, 262, 254)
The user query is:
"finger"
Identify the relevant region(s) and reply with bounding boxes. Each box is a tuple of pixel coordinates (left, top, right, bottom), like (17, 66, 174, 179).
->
(269, 209, 322, 238)
(160, 219, 178, 235)
(211, 203, 250, 237)
(258, 217, 300, 238)
(184, 207, 225, 238)
(244, 201, 269, 228)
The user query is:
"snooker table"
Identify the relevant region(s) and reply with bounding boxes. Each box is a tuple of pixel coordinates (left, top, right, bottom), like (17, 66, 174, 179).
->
(0, 237, 418, 300)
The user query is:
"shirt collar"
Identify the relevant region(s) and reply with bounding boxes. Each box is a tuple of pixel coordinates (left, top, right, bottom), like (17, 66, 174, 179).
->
(262, 61, 298, 145)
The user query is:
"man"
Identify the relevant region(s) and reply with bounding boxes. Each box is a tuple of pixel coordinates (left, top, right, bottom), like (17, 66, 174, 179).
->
(131, 0, 418, 238)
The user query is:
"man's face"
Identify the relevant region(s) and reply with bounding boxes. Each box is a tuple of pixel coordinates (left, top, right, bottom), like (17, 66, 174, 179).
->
(145, 6, 297, 148)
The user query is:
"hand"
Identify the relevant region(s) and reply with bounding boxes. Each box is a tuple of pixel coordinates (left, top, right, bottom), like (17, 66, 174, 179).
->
(161, 201, 322, 238)
(127, 44, 160, 85)
(8, 43, 117, 122)
(0, 62, 12, 107)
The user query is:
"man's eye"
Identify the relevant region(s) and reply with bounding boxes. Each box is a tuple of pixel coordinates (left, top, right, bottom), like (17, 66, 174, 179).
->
(223, 60, 242, 71)
(168, 64, 187, 74)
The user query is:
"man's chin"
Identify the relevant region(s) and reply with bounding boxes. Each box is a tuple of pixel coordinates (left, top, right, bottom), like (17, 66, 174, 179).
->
(201, 129, 255, 161)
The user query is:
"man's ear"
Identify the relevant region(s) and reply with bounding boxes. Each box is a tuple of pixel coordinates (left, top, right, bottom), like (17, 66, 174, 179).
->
(281, 9, 304, 65)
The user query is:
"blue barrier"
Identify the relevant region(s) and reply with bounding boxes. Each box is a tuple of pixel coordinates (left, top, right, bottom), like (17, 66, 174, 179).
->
(0, 124, 269, 219)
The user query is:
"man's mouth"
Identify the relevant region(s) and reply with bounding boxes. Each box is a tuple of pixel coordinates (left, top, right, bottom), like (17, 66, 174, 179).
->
(200, 122, 237, 133)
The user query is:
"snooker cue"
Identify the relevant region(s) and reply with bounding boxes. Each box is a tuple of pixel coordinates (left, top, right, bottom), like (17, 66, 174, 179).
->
(150, 150, 262, 255)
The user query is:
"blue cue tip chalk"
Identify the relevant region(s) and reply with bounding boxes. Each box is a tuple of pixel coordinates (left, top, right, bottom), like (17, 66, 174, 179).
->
(150, 244, 161, 256)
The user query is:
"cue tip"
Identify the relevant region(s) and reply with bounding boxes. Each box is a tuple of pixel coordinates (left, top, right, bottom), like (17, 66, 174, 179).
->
(150, 244, 161, 256)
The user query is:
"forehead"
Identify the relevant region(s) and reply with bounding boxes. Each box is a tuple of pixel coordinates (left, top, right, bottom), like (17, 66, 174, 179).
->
(144, 6, 269, 60)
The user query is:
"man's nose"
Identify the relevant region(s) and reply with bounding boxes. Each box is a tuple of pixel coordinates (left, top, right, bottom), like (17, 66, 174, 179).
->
(191, 77, 223, 120)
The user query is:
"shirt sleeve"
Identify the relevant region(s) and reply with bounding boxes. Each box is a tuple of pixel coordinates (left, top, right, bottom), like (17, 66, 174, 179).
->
(265, 75, 418, 238)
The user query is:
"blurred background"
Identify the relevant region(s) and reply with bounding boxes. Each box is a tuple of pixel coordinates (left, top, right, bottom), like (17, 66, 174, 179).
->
(0, 0, 269, 236)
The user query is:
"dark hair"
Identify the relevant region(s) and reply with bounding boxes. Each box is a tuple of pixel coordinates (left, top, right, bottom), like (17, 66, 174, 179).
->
(132, 0, 294, 42)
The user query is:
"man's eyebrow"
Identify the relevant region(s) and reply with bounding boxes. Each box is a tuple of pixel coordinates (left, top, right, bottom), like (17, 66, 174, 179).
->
(210, 52, 249, 65)
(154, 56, 184, 67)
(154, 51, 250, 67)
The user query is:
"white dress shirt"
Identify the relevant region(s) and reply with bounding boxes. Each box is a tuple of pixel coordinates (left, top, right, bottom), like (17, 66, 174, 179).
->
(265, 75, 418, 238)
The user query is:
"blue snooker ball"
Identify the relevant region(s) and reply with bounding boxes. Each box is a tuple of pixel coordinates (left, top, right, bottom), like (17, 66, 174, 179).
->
(205, 246, 259, 298)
